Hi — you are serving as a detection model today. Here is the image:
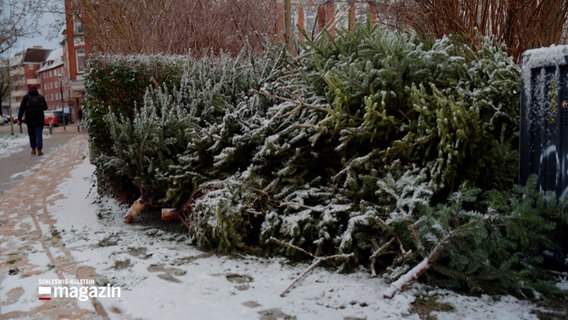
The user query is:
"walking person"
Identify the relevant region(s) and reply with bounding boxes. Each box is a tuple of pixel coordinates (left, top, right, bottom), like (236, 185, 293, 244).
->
(17, 86, 48, 156)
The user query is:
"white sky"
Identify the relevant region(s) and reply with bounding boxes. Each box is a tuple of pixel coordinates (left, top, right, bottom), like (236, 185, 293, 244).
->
(14, 10, 63, 51)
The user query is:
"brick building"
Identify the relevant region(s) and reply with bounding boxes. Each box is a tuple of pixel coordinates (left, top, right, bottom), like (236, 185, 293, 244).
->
(37, 48, 67, 111)
(61, 0, 90, 121)
(7, 47, 52, 114)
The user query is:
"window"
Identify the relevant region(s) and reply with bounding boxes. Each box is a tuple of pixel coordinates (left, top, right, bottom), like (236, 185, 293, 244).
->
(74, 36, 85, 46)
(76, 49, 86, 74)
(74, 17, 84, 35)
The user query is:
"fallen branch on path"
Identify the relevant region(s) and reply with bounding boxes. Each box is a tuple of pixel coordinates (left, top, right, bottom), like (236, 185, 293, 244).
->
(269, 237, 354, 297)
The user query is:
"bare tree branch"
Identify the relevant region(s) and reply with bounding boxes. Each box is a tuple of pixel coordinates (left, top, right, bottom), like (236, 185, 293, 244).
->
(269, 236, 354, 297)
(0, 0, 63, 54)
(403, 0, 568, 62)
(75, 0, 279, 56)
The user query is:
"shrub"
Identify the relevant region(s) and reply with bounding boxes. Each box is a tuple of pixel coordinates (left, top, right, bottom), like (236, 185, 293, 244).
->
(84, 54, 187, 201)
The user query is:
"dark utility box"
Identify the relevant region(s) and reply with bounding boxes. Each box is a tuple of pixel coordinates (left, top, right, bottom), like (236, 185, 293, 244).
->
(520, 45, 568, 199)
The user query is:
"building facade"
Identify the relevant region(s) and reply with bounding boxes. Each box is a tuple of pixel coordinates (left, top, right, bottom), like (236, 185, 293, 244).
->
(37, 49, 67, 111)
(3, 0, 92, 120)
(8, 47, 52, 114)
(62, 0, 89, 121)
(6, 52, 25, 115)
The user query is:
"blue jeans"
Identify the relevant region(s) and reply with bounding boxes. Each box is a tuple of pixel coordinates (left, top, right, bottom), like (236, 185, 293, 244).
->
(27, 124, 44, 150)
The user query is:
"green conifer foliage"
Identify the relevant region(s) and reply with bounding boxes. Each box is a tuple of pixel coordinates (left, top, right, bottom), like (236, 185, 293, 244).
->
(294, 25, 520, 197)
(183, 177, 264, 253)
(84, 55, 187, 201)
(100, 51, 281, 208)
(412, 177, 563, 295)
(85, 25, 568, 296)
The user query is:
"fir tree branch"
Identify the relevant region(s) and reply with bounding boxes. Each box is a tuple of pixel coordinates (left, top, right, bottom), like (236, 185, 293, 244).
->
(269, 236, 315, 259)
(394, 234, 410, 257)
(384, 216, 492, 299)
(269, 237, 354, 297)
(383, 257, 430, 299)
(428, 218, 484, 263)
(370, 238, 396, 277)
(278, 201, 316, 211)
(408, 221, 426, 257)
(250, 88, 328, 115)
(370, 237, 395, 260)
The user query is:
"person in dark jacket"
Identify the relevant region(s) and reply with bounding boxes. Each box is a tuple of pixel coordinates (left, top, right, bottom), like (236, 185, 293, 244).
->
(17, 86, 48, 156)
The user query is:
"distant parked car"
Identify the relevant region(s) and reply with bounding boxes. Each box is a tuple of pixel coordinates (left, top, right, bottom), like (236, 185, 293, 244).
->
(44, 111, 59, 126)
(0, 115, 9, 124)
(53, 110, 71, 125)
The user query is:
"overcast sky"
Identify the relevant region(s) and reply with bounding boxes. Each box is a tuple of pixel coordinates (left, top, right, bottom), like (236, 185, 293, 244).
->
(14, 9, 63, 51)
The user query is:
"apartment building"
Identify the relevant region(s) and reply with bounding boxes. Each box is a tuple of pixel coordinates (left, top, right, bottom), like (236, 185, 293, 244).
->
(37, 48, 67, 111)
(7, 47, 52, 115)
(60, 0, 89, 121)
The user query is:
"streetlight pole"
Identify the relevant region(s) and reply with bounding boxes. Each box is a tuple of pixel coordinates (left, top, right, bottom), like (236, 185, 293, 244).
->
(59, 72, 66, 131)
(5, 56, 15, 136)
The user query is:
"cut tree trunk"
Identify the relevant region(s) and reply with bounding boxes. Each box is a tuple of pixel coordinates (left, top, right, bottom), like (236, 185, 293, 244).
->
(161, 208, 180, 221)
(123, 197, 148, 223)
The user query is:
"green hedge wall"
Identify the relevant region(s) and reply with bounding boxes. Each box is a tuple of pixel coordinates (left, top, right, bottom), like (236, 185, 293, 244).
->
(84, 55, 188, 201)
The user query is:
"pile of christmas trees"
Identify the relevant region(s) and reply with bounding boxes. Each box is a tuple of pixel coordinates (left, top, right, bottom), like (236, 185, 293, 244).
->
(85, 25, 567, 297)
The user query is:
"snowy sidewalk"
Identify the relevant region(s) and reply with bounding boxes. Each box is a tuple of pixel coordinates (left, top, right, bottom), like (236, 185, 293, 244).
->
(0, 134, 107, 319)
(0, 134, 555, 320)
(0, 125, 80, 195)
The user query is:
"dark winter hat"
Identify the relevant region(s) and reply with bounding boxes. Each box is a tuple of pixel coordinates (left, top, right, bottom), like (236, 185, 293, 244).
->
(28, 86, 39, 95)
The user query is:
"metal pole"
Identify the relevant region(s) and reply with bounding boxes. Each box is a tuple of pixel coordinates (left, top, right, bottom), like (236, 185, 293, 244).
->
(59, 74, 66, 131)
(5, 56, 14, 136)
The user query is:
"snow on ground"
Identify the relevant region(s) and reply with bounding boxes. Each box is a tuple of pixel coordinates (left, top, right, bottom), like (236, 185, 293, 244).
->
(1, 134, 565, 319)
(0, 133, 29, 159)
(0, 131, 53, 159)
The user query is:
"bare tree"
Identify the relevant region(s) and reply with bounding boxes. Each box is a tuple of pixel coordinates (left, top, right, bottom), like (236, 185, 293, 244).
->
(0, 0, 62, 54)
(1, 0, 63, 118)
(74, 0, 279, 56)
(403, 0, 568, 62)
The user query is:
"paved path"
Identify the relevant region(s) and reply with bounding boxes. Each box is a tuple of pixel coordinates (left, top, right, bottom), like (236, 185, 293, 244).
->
(0, 131, 108, 319)
(0, 125, 82, 196)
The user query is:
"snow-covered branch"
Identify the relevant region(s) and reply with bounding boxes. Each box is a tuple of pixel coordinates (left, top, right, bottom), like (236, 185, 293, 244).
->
(383, 257, 429, 299)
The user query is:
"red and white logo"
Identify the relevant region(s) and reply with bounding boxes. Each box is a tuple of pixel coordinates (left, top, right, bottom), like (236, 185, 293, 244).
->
(38, 286, 52, 300)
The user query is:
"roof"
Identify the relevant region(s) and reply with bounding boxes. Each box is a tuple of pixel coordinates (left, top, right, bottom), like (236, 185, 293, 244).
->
(22, 47, 53, 64)
(45, 47, 63, 62)
(37, 48, 64, 73)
